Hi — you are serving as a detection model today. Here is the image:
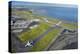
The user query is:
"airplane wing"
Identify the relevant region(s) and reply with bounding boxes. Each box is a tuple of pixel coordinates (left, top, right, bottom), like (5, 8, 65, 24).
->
(25, 41, 33, 47)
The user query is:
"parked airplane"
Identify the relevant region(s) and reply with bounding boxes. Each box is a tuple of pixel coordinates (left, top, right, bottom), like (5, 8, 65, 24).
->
(25, 40, 34, 47)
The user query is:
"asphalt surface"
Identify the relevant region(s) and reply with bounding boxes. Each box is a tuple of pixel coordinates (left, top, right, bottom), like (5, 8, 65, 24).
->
(11, 33, 31, 52)
(11, 21, 78, 52)
(47, 31, 78, 50)
(32, 25, 61, 45)
(11, 25, 61, 52)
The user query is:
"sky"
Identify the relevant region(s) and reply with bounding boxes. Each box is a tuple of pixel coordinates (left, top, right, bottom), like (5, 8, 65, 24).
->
(10, 1, 78, 22)
(10, 0, 78, 5)
(11, 1, 77, 8)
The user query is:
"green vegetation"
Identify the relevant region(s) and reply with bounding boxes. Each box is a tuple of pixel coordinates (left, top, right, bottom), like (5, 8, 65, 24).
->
(19, 22, 50, 42)
(30, 28, 61, 51)
(61, 23, 77, 30)
(12, 9, 77, 51)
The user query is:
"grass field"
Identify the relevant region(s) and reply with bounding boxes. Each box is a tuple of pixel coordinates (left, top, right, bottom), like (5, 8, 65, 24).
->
(12, 9, 77, 51)
(18, 22, 50, 42)
(61, 23, 77, 30)
(30, 28, 61, 51)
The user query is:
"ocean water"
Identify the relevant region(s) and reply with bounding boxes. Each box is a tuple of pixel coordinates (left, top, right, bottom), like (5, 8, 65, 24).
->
(43, 6, 78, 22)
(12, 1, 78, 22)
(33, 6, 78, 22)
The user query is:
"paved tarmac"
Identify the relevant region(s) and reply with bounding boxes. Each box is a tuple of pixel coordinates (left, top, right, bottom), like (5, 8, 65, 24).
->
(32, 25, 60, 45)
(47, 31, 78, 50)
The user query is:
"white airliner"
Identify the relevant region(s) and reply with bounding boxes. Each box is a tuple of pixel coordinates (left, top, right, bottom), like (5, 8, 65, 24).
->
(55, 21, 62, 27)
(56, 21, 62, 26)
(25, 40, 33, 47)
(25, 21, 62, 47)
(51, 21, 62, 27)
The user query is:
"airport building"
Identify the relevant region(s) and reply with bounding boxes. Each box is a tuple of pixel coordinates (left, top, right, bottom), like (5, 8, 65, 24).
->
(11, 16, 40, 33)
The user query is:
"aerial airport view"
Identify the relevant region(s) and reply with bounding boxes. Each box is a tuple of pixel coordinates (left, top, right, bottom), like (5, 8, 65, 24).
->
(9, 1, 78, 53)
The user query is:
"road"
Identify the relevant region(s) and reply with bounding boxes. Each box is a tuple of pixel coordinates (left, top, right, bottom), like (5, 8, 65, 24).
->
(11, 24, 61, 52)
(32, 25, 61, 45)
(11, 21, 71, 52)
(46, 31, 78, 50)
(11, 33, 31, 52)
